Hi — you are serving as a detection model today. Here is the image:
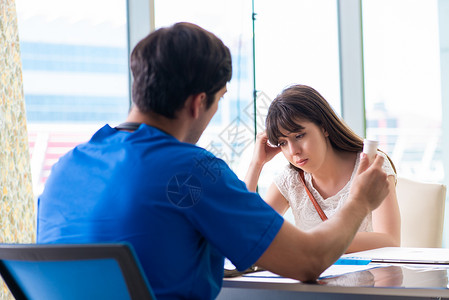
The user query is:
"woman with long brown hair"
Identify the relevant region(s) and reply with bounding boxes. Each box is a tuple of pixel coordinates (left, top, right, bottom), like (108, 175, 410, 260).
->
(245, 84, 400, 253)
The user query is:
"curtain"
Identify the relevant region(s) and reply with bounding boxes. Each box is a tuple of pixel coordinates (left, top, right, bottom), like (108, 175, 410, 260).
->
(1, 0, 35, 297)
(0, 0, 35, 247)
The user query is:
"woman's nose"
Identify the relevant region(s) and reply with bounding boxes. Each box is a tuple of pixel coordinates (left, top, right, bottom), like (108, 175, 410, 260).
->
(288, 143, 300, 156)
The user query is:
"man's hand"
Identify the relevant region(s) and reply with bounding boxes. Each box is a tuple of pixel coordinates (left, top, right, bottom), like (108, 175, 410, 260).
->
(349, 153, 390, 213)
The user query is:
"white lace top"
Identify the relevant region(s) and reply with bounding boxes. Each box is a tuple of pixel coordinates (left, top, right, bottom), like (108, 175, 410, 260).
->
(274, 151, 396, 232)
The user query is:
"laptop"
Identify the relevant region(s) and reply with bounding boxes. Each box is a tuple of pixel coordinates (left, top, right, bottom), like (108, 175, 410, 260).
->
(342, 247, 449, 264)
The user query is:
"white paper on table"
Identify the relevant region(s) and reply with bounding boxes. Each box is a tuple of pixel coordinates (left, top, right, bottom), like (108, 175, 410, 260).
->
(242, 263, 389, 280)
(319, 263, 388, 278)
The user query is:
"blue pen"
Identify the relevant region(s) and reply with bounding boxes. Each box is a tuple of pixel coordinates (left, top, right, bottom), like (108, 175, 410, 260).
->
(334, 257, 372, 265)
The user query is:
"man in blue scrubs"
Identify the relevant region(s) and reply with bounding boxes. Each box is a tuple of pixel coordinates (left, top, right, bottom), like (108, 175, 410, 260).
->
(37, 22, 390, 300)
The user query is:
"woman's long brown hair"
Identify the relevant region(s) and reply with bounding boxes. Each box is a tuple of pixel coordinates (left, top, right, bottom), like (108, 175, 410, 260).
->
(265, 84, 396, 173)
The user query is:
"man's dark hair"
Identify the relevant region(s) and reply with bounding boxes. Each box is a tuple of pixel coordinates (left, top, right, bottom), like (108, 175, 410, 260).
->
(130, 22, 232, 119)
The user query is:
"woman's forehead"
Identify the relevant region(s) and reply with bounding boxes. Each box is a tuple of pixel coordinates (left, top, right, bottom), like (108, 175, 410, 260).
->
(277, 119, 315, 135)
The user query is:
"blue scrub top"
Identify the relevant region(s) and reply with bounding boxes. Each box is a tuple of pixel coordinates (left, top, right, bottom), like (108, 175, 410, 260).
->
(37, 124, 284, 300)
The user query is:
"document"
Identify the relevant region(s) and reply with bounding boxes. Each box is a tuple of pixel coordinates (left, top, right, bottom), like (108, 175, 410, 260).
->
(241, 263, 388, 280)
(341, 247, 449, 264)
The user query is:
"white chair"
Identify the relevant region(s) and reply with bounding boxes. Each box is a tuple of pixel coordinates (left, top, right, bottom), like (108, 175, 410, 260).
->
(396, 177, 446, 248)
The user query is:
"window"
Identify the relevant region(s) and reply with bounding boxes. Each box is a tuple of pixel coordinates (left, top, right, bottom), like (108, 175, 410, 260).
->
(17, 0, 447, 245)
(363, 0, 443, 182)
(253, 0, 341, 195)
(16, 0, 129, 196)
(154, 0, 254, 177)
(362, 0, 448, 246)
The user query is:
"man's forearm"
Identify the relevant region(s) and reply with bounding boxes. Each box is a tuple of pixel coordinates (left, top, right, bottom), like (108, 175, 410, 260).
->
(255, 199, 370, 282)
(256, 155, 390, 282)
(305, 197, 370, 264)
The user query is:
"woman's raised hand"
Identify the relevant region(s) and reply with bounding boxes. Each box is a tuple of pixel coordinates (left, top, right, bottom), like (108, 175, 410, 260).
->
(244, 131, 282, 192)
(252, 131, 282, 166)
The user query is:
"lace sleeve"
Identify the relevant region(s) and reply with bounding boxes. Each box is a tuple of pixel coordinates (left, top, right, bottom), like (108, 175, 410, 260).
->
(273, 165, 292, 200)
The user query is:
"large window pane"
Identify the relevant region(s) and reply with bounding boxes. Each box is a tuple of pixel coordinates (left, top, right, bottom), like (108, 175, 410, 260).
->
(363, 0, 443, 182)
(16, 0, 129, 196)
(254, 0, 340, 109)
(154, 0, 254, 177)
(253, 0, 341, 195)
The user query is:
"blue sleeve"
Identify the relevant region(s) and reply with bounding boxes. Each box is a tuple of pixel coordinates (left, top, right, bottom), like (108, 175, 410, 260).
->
(181, 150, 284, 271)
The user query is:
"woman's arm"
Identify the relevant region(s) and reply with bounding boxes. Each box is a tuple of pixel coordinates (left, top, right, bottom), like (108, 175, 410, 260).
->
(345, 175, 401, 253)
(244, 131, 281, 192)
(264, 182, 290, 215)
(244, 131, 289, 215)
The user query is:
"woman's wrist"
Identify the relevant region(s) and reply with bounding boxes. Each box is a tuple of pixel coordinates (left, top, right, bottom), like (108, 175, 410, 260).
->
(248, 160, 265, 172)
(244, 160, 265, 192)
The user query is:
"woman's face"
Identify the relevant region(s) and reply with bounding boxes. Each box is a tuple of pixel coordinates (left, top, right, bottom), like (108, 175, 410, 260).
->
(277, 120, 330, 174)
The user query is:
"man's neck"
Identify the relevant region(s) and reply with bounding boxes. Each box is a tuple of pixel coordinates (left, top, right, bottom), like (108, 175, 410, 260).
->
(124, 107, 188, 142)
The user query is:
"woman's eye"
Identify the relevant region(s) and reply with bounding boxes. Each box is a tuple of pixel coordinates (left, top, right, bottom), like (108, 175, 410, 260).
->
(296, 134, 305, 139)
(278, 141, 286, 147)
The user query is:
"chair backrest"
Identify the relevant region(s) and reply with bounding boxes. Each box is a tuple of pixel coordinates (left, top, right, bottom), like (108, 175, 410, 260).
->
(396, 177, 446, 248)
(0, 243, 156, 300)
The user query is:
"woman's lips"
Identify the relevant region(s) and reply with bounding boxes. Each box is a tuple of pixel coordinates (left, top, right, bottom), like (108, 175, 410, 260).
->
(296, 158, 308, 167)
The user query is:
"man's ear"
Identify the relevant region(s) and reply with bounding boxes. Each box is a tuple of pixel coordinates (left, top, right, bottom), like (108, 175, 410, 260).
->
(189, 92, 207, 119)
